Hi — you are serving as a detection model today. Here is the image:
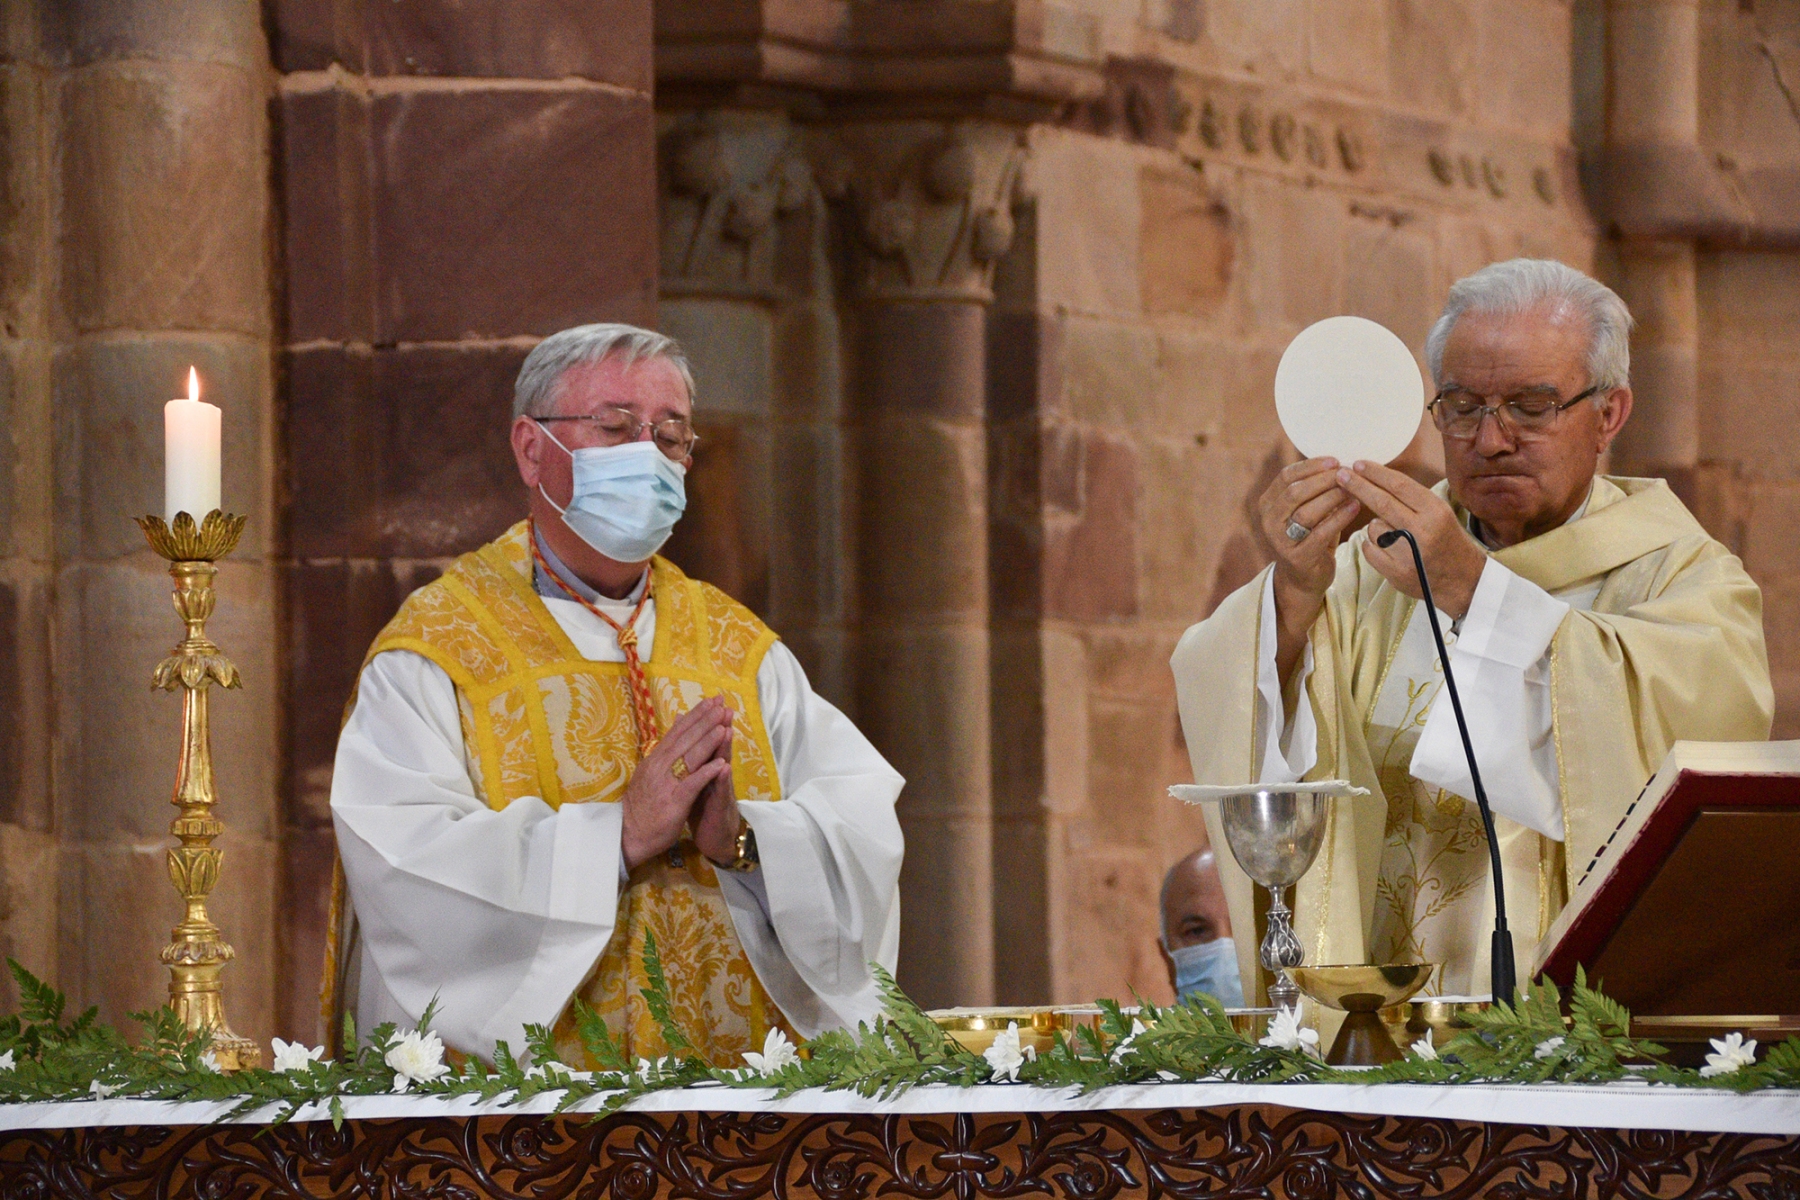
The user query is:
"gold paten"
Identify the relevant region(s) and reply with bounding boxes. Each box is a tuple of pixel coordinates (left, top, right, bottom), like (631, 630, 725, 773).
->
(935, 1006, 1280, 1058)
(135, 510, 260, 1072)
(930, 1008, 1074, 1056)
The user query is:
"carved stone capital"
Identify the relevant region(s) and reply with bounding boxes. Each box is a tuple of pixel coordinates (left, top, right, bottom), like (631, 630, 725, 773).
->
(659, 111, 816, 300)
(819, 122, 1032, 305)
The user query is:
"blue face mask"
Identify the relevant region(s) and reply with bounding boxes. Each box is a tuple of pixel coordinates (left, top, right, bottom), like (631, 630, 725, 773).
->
(538, 426, 687, 563)
(1168, 936, 1245, 1008)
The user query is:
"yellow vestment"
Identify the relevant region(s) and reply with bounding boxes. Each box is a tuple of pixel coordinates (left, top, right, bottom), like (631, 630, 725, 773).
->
(325, 520, 797, 1066)
(1172, 478, 1772, 999)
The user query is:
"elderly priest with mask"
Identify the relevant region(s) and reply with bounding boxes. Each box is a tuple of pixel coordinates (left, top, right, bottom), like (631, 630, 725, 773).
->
(325, 323, 905, 1067)
(1172, 259, 1771, 1000)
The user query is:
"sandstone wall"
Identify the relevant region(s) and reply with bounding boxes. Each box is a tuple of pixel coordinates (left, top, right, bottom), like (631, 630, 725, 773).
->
(268, 0, 659, 1040)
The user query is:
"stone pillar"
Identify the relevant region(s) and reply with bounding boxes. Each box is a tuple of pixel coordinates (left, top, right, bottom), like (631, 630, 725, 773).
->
(269, 1, 659, 1040)
(1603, 0, 1700, 484)
(655, 110, 849, 697)
(832, 123, 1029, 1008)
(1611, 242, 1698, 480)
(0, 4, 60, 996)
(52, 2, 280, 1038)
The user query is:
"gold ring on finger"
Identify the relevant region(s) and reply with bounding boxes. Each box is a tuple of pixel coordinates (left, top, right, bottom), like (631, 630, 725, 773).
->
(1284, 520, 1310, 543)
(670, 756, 690, 781)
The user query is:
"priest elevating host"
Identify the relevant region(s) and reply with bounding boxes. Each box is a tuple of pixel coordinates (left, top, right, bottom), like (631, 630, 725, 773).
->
(1173, 259, 1772, 1000)
(325, 324, 905, 1067)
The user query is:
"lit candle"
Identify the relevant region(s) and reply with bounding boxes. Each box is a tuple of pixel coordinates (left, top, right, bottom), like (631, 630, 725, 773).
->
(164, 366, 221, 522)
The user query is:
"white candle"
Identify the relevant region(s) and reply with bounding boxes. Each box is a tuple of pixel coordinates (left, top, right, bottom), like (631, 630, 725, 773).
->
(164, 366, 221, 522)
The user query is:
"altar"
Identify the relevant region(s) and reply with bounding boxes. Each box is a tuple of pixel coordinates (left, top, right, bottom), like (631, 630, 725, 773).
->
(2, 1082, 1797, 1197)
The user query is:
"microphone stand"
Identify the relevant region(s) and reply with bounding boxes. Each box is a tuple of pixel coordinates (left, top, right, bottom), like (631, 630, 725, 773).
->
(1375, 528, 1517, 1006)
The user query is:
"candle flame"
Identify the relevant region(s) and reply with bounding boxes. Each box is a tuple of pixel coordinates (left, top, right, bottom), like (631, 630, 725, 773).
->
(187, 367, 200, 403)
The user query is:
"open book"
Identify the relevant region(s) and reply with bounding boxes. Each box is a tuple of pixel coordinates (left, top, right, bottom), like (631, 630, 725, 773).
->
(1534, 740, 1800, 1016)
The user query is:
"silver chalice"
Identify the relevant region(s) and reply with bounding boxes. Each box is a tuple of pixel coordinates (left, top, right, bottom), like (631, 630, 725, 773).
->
(1170, 782, 1363, 1014)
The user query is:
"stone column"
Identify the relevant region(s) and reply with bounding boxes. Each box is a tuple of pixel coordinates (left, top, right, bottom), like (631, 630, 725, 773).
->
(0, 4, 60, 994)
(655, 110, 848, 695)
(1611, 243, 1698, 480)
(52, 2, 280, 1038)
(832, 123, 1029, 1008)
(1603, 0, 1701, 483)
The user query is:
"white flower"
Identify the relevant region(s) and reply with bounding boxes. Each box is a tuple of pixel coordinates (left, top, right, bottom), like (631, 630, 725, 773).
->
(385, 1029, 450, 1093)
(89, 1079, 118, 1100)
(982, 1023, 1037, 1082)
(1108, 1019, 1149, 1066)
(271, 1038, 325, 1074)
(742, 1028, 799, 1077)
(1700, 1032, 1758, 1078)
(1410, 1030, 1438, 1061)
(199, 1051, 221, 1073)
(0, 1050, 14, 1071)
(1259, 1008, 1321, 1057)
(1533, 1036, 1566, 1061)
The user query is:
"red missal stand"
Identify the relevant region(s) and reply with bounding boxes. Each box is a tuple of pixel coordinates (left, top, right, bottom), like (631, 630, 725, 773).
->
(1534, 740, 1800, 1057)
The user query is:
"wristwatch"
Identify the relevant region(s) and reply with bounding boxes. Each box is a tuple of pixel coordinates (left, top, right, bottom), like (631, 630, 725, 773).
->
(726, 817, 760, 873)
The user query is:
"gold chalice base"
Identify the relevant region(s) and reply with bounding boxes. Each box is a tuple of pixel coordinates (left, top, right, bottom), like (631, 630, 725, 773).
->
(929, 1007, 1076, 1056)
(1289, 964, 1438, 1066)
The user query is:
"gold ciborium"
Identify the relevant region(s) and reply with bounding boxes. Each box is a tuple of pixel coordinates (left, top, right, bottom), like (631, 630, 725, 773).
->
(135, 509, 260, 1071)
(1289, 964, 1436, 1066)
(929, 1008, 1077, 1057)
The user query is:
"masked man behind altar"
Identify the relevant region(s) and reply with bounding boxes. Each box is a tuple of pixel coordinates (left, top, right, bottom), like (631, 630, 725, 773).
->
(324, 324, 905, 1067)
(1171, 259, 1772, 999)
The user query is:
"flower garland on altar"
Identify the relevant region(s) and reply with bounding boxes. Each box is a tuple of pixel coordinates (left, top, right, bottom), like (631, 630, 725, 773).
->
(0, 941, 1794, 1128)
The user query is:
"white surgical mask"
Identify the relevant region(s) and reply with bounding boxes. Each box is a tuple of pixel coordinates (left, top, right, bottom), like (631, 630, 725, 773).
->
(1167, 936, 1244, 1008)
(537, 424, 687, 563)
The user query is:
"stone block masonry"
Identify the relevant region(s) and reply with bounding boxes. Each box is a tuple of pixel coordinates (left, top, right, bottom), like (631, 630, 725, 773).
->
(270, 1, 659, 1042)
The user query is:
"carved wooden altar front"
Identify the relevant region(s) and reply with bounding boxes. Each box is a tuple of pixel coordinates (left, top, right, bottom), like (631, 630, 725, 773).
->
(4, 1105, 1796, 1199)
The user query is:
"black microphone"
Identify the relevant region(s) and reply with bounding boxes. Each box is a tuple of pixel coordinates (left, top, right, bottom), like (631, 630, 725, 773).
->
(1375, 527, 1517, 1006)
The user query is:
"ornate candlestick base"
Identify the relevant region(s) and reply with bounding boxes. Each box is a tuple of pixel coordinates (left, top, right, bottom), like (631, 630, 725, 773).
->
(136, 510, 260, 1072)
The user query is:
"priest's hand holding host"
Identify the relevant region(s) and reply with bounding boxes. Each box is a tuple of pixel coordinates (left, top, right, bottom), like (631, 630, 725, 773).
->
(324, 324, 905, 1067)
(1175, 259, 1772, 1001)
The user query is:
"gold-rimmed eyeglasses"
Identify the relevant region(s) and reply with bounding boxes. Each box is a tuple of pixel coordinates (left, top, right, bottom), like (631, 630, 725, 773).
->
(1428, 384, 1602, 440)
(535, 408, 698, 460)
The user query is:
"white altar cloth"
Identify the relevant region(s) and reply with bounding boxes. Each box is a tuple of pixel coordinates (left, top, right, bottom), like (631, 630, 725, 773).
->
(1, 1080, 1796, 1137)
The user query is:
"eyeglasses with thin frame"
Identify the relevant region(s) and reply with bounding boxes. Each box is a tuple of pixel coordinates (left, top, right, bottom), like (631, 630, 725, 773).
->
(1428, 384, 1602, 440)
(534, 408, 699, 460)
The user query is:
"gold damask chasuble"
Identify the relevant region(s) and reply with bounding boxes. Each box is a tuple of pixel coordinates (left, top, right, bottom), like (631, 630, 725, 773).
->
(365, 521, 797, 1067)
(1173, 477, 1772, 1004)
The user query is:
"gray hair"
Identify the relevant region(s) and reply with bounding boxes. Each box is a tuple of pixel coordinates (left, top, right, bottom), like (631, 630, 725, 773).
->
(1424, 258, 1635, 393)
(512, 323, 696, 420)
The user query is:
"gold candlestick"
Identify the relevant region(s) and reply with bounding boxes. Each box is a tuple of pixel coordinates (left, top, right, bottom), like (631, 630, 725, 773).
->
(135, 509, 260, 1071)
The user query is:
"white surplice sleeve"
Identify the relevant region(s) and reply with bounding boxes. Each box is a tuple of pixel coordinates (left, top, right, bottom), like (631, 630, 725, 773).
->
(331, 650, 626, 1058)
(1409, 557, 1570, 840)
(1252, 559, 1571, 839)
(717, 642, 906, 1038)
(1253, 570, 1319, 784)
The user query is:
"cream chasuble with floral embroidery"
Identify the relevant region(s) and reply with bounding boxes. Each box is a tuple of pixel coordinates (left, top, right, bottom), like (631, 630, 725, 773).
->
(1172, 477, 1772, 1001)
